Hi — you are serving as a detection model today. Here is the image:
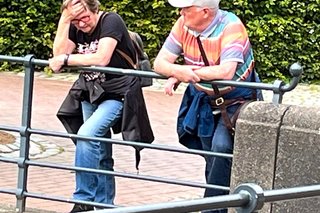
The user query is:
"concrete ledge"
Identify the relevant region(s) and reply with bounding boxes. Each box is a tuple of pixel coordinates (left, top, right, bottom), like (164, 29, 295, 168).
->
(273, 106, 320, 212)
(230, 102, 320, 212)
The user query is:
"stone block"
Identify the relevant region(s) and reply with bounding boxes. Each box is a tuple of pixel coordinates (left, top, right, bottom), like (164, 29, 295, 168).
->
(230, 102, 320, 213)
(230, 102, 289, 213)
(272, 105, 320, 212)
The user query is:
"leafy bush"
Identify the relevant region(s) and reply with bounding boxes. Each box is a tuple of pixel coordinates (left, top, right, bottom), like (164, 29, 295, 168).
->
(220, 0, 320, 82)
(0, 0, 60, 58)
(0, 0, 60, 71)
(0, 0, 319, 82)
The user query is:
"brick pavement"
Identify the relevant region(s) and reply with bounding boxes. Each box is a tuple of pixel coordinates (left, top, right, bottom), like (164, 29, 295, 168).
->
(0, 72, 205, 212)
(1, 72, 319, 213)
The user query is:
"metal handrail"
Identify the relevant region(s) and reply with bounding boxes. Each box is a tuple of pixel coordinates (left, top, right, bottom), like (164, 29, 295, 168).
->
(0, 124, 233, 158)
(0, 54, 307, 213)
(0, 54, 303, 104)
(89, 183, 320, 213)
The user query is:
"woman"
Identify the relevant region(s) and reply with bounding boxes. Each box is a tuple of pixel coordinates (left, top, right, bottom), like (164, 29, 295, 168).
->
(49, 0, 152, 212)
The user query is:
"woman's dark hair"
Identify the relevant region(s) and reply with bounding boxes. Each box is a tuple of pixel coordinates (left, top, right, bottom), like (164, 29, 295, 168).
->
(61, 0, 100, 13)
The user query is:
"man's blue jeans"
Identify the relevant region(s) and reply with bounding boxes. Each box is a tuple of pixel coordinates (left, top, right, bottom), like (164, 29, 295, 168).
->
(200, 104, 238, 213)
(73, 99, 123, 204)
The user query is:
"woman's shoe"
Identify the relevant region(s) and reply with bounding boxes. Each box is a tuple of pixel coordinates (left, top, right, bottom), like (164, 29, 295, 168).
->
(70, 204, 94, 212)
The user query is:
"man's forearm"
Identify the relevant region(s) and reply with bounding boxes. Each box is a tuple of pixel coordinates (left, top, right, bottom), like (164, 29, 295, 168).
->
(154, 58, 179, 77)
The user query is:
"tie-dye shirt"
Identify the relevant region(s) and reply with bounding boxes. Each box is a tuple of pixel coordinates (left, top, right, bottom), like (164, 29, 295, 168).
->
(163, 9, 255, 96)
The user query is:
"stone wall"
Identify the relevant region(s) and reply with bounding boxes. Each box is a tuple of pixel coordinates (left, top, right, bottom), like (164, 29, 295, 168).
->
(230, 101, 320, 213)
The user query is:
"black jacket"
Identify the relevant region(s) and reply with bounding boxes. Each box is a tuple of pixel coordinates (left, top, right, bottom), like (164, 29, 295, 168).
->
(56, 77, 154, 169)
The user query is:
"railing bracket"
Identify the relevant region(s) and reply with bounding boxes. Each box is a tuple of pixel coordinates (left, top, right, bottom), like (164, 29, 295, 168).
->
(233, 183, 265, 213)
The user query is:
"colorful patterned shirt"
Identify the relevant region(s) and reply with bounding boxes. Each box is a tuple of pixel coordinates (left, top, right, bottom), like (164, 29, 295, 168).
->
(163, 9, 255, 97)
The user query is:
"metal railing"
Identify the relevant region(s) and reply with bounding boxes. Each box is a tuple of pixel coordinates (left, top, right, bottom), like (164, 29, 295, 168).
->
(1, 54, 318, 213)
(89, 183, 320, 213)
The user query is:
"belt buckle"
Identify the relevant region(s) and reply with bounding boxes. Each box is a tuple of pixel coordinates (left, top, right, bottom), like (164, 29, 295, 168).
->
(215, 97, 224, 106)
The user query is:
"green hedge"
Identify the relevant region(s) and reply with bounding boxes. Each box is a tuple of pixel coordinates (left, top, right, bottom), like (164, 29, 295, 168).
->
(220, 0, 320, 82)
(0, 0, 319, 82)
(0, 0, 60, 59)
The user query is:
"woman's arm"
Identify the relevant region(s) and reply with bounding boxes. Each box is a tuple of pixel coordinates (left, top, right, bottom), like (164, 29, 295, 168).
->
(53, 0, 84, 56)
(63, 37, 117, 67)
(49, 34, 118, 73)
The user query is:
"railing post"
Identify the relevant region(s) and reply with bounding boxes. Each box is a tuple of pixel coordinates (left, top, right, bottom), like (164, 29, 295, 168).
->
(16, 54, 35, 213)
(271, 80, 285, 104)
(272, 62, 303, 104)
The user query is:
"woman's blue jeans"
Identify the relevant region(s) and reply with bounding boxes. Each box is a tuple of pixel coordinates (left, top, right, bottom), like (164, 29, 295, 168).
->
(201, 104, 238, 213)
(73, 99, 123, 204)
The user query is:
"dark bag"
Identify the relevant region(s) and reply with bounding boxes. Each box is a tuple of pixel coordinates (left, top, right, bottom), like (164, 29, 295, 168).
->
(100, 12, 153, 87)
(116, 31, 153, 87)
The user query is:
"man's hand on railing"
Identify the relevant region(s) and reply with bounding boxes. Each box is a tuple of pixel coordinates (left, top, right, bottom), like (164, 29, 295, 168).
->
(164, 77, 180, 96)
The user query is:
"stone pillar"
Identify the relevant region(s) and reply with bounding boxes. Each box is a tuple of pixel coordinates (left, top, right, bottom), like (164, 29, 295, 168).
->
(230, 102, 320, 213)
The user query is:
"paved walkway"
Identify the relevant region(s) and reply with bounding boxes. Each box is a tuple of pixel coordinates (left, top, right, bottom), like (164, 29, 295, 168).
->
(0, 72, 319, 212)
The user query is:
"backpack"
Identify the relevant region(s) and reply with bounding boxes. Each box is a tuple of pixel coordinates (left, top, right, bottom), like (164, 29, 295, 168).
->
(97, 12, 153, 87)
(116, 31, 153, 87)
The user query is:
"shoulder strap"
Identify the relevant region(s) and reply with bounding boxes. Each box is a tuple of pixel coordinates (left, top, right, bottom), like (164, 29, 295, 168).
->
(99, 11, 137, 69)
(196, 36, 235, 135)
(196, 36, 221, 95)
(117, 31, 139, 69)
(196, 36, 210, 66)
(100, 11, 109, 21)
(116, 49, 137, 69)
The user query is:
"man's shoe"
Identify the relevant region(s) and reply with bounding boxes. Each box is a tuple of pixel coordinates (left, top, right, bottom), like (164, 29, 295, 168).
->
(70, 204, 94, 212)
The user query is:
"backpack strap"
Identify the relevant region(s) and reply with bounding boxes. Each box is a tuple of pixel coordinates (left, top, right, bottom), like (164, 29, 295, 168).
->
(99, 12, 138, 69)
(115, 49, 137, 69)
(115, 31, 139, 70)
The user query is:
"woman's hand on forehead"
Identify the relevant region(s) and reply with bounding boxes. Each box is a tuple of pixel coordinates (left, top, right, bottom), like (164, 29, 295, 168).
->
(72, 0, 82, 6)
(69, 0, 86, 17)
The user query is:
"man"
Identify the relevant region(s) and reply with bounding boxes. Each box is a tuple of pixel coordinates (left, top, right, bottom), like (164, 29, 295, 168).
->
(154, 0, 261, 212)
